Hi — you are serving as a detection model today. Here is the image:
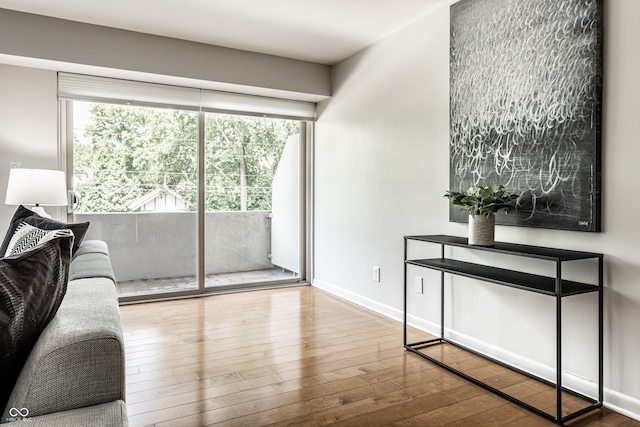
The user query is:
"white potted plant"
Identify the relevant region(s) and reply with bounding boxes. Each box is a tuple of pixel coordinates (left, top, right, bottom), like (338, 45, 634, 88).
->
(444, 185, 519, 246)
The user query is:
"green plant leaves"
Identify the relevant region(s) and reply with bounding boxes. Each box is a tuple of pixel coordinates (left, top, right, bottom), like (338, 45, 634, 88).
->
(444, 185, 518, 216)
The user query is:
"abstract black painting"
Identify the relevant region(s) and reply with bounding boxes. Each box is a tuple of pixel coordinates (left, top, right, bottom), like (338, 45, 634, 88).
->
(449, 0, 603, 231)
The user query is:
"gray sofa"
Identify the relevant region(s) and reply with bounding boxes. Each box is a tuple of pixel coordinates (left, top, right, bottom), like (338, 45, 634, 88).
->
(1, 240, 128, 426)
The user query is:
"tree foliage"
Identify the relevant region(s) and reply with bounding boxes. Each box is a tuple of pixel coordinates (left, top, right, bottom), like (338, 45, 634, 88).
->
(74, 103, 299, 213)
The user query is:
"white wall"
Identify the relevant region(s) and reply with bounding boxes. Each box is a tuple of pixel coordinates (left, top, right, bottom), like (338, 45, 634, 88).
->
(0, 65, 60, 224)
(314, 0, 640, 420)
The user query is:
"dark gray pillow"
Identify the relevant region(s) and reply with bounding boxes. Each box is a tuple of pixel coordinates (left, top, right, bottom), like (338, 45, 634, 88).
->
(0, 232, 73, 411)
(0, 205, 89, 256)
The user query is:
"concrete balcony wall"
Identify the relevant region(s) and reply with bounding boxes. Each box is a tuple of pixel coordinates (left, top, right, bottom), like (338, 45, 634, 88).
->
(75, 211, 273, 282)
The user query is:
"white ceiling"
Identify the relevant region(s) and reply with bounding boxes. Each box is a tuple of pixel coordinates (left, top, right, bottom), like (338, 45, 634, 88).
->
(0, 0, 453, 65)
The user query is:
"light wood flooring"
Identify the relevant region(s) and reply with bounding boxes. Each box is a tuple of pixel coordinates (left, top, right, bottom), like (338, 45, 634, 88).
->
(120, 286, 639, 427)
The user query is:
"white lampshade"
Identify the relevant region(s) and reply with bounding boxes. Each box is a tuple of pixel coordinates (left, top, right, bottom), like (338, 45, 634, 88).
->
(5, 168, 68, 218)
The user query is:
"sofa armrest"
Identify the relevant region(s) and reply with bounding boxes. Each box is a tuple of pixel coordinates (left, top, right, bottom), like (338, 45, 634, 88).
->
(2, 279, 125, 419)
(73, 240, 110, 258)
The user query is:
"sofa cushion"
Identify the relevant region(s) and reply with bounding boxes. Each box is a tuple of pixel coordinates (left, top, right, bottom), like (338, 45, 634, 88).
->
(2, 278, 125, 419)
(0, 205, 89, 256)
(0, 232, 73, 412)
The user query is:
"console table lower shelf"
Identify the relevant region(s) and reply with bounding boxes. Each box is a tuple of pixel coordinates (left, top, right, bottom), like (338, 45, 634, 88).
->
(404, 337, 601, 424)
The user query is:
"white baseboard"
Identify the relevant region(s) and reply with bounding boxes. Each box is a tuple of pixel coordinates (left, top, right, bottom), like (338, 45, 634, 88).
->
(311, 278, 640, 422)
(605, 389, 640, 422)
(313, 278, 406, 322)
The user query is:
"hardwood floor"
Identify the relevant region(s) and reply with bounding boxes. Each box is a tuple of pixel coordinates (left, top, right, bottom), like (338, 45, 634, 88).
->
(120, 286, 638, 427)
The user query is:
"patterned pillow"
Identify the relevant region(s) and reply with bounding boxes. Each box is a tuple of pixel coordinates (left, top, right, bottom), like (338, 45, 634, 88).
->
(4, 223, 75, 257)
(0, 205, 89, 256)
(0, 231, 73, 411)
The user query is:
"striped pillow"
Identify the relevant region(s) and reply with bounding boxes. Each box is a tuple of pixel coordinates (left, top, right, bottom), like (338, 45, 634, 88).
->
(4, 222, 74, 257)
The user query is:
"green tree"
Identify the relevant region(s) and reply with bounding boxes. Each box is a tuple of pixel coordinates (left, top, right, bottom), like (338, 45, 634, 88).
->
(74, 104, 198, 212)
(73, 103, 298, 213)
(205, 113, 299, 211)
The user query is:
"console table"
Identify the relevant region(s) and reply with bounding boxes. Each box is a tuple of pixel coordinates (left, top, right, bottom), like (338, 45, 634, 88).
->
(403, 235, 603, 425)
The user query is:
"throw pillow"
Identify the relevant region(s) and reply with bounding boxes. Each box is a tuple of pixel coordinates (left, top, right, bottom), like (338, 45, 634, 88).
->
(0, 231, 73, 411)
(4, 222, 75, 257)
(0, 205, 89, 256)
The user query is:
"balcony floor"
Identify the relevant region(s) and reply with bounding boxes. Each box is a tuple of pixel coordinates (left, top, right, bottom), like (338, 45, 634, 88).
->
(115, 268, 297, 297)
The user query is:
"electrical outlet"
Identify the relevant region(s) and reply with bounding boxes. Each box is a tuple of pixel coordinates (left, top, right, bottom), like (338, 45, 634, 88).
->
(9, 161, 20, 169)
(373, 266, 380, 282)
(415, 276, 423, 294)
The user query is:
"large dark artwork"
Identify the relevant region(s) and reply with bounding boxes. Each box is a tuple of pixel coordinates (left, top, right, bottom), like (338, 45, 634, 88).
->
(449, 0, 603, 231)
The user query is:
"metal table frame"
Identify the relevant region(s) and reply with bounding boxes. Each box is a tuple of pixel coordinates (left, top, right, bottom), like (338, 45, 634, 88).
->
(403, 235, 603, 425)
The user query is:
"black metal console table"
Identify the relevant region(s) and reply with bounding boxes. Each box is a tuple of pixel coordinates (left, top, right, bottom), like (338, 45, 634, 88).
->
(403, 234, 603, 425)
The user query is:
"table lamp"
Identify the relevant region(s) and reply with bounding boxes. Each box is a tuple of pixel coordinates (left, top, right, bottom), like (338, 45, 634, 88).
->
(5, 168, 68, 219)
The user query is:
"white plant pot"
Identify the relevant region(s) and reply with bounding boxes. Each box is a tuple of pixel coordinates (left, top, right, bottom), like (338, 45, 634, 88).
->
(469, 214, 495, 246)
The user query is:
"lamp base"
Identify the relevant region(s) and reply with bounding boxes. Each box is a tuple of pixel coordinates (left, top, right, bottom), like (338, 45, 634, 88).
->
(29, 205, 52, 219)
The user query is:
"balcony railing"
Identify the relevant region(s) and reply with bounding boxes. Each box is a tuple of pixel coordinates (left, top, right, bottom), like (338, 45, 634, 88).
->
(75, 211, 275, 282)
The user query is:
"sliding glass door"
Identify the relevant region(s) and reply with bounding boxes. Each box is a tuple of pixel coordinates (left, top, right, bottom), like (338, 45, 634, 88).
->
(67, 98, 306, 300)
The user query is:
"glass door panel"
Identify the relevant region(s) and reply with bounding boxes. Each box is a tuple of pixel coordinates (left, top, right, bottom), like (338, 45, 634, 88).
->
(203, 113, 302, 289)
(71, 101, 200, 299)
